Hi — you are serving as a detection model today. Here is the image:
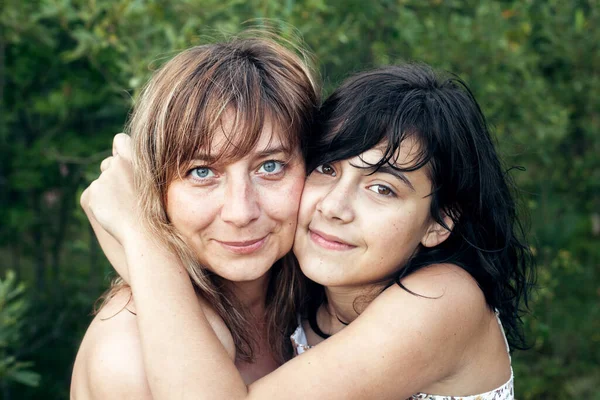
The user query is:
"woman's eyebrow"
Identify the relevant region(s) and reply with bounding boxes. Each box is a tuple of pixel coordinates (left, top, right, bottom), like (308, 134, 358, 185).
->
(255, 145, 289, 158)
(373, 164, 416, 192)
(191, 145, 289, 164)
(190, 153, 217, 163)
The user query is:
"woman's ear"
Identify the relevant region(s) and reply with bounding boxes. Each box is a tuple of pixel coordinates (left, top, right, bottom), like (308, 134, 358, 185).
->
(421, 212, 454, 248)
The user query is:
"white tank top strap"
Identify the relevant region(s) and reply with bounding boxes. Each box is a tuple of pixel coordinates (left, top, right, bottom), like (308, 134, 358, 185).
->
(290, 315, 311, 356)
(494, 308, 511, 359)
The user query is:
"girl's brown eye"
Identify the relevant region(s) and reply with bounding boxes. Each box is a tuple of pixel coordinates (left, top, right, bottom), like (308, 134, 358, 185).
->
(378, 186, 391, 195)
(316, 164, 335, 176)
(368, 184, 394, 196)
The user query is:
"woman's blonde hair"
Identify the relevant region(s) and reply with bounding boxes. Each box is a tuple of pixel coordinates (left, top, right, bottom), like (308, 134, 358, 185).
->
(101, 32, 319, 362)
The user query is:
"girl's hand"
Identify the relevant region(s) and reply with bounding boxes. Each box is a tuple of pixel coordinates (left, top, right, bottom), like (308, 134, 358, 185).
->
(81, 133, 137, 243)
(80, 133, 142, 282)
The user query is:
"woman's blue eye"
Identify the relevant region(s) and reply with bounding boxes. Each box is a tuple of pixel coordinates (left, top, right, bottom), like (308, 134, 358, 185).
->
(315, 164, 336, 176)
(191, 167, 215, 179)
(258, 160, 284, 174)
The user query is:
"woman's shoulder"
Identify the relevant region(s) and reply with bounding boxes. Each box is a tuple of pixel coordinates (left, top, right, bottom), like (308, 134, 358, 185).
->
(71, 287, 235, 399)
(71, 288, 152, 399)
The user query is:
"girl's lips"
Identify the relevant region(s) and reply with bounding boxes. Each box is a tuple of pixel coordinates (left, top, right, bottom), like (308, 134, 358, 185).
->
(216, 235, 269, 255)
(309, 229, 356, 251)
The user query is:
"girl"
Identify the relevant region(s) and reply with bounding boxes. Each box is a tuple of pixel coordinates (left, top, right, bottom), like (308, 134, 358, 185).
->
(87, 63, 534, 399)
(71, 34, 319, 399)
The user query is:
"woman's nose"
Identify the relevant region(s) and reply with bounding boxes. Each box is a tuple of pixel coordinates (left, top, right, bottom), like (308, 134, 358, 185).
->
(221, 176, 261, 227)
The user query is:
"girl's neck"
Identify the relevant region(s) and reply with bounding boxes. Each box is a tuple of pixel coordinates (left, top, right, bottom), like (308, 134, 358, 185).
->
(318, 283, 383, 335)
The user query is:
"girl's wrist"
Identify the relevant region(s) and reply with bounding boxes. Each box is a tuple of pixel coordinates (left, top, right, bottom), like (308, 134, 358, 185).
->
(122, 227, 186, 280)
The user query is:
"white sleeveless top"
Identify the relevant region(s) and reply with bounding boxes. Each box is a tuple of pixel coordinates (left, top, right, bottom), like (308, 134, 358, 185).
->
(290, 312, 514, 400)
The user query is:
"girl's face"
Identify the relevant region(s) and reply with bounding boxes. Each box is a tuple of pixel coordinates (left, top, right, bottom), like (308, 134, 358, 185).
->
(294, 138, 449, 288)
(166, 117, 305, 283)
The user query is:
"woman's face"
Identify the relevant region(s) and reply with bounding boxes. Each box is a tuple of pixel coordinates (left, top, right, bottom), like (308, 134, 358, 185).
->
(294, 138, 448, 288)
(166, 117, 305, 282)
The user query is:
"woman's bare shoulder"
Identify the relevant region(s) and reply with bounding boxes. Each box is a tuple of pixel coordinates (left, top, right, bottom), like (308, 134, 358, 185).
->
(71, 288, 152, 400)
(71, 288, 235, 399)
(96, 287, 236, 357)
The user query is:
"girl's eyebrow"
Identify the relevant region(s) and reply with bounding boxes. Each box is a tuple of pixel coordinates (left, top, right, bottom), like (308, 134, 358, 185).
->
(372, 164, 416, 192)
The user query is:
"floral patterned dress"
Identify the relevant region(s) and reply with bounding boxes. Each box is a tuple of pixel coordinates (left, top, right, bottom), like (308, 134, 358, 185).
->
(290, 313, 514, 400)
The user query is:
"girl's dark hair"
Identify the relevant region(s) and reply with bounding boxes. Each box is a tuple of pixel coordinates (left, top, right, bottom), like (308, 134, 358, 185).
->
(305, 63, 535, 350)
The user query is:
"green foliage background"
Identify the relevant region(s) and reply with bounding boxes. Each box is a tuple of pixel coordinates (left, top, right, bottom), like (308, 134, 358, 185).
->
(0, 0, 598, 398)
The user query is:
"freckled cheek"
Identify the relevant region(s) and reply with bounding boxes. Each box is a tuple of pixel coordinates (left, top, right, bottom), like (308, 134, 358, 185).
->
(166, 187, 218, 236)
(297, 183, 323, 228)
(258, 176, 305, 223)
(365, 213, 411, 249)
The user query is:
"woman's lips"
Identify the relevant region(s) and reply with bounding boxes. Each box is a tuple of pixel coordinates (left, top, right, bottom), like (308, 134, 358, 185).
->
(309, 229, 356, 251)
(216, 235, 269, 255)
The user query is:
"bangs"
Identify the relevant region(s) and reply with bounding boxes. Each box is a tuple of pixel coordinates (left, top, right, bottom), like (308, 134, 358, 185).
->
(174, 104, 299, 176)
(308, 82, 434, 174)
(144, 43, 307, 182)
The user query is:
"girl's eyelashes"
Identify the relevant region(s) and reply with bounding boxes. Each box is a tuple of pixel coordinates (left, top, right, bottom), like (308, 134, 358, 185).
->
(313, 163, 396, 197)
(315, 163, 336, 176)
(367, 184, 396, 197)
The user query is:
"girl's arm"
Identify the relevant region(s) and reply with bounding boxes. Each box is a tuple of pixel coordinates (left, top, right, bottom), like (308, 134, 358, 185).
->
(127, 255, 483, 400)
(80, 137, 132, 283)
(122, 231, 246, 399)
(85, 210, 130, 283)
(89, 135, 488, 400)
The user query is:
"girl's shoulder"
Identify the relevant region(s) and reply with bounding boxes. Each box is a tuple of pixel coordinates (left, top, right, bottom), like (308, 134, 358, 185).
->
(352, 264, 507, 395)
(278, 264, 506, 398)
(70, 287, 235, 400)
(363, 263, 491, 361)
(377, 263, 486, 312)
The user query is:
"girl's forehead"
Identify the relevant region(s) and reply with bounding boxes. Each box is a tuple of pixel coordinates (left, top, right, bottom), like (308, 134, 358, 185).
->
(355, 137, 423, 168)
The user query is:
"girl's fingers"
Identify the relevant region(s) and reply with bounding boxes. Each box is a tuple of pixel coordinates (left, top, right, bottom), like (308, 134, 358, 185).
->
(113, 133, 132, 160)
(80, 186, 89, 209)
(100, 156, 113, 172)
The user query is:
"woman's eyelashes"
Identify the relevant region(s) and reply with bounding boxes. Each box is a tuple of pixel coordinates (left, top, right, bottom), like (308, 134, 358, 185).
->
(186, 160, 287, 183)
(190, 166, 216, 181)
(257, 160, 286, 176)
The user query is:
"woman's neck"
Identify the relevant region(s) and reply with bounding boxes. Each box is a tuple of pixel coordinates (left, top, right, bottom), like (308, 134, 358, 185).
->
(224, 272, 271, 318)
(226, 272, 281, 383)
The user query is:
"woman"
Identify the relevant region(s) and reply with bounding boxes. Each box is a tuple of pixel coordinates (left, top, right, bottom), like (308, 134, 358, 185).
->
(71, 34, 319, 399)
(87, 63, 534, 399)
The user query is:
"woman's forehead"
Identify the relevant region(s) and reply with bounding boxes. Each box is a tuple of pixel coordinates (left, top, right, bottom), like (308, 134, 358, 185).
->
(190, 116, 296, 163)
